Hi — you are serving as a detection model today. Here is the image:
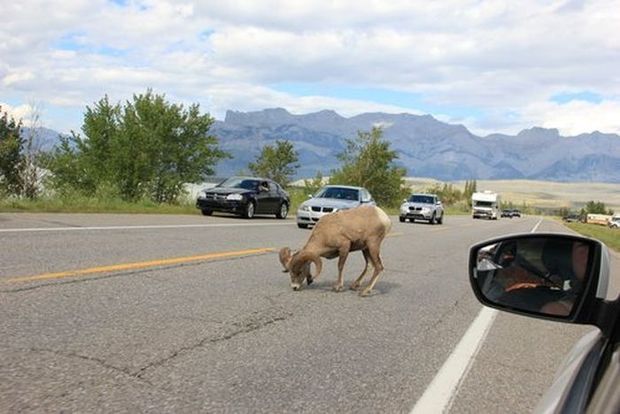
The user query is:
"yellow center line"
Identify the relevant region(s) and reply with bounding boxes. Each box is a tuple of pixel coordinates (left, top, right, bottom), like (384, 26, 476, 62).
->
(5, 248, 275, 284)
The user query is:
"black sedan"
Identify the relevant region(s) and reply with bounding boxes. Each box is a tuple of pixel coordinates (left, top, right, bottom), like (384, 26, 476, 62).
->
(196, 176, 290, 219)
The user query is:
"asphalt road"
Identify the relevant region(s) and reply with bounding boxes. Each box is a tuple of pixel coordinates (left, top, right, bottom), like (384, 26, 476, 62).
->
(0, 212, 617, 413)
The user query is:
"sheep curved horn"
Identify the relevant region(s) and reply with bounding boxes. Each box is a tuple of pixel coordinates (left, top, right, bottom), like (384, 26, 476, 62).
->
(310, 255, 322, 279)
(278, 247, 292, 273)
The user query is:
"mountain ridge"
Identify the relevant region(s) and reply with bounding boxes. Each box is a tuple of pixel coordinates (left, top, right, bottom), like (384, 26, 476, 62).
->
(212, 108, 620, 182)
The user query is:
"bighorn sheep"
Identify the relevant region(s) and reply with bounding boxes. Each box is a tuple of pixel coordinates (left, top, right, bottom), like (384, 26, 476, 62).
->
(279, 205, 392, 296)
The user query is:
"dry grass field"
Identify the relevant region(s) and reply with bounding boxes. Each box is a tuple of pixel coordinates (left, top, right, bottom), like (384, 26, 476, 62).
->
(406, 178, 620, 212)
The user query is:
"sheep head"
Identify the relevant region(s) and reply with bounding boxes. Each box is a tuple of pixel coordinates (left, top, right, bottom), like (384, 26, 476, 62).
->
(279, 247, 322, 290)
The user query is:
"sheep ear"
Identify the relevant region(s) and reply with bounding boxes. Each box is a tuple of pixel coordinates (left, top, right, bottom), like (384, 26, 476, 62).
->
(279, 247, 292, 273)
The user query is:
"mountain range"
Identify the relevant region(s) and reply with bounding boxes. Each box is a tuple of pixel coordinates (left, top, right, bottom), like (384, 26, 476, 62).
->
(211, 108, 620, 183)
(29, 108, 620, 183)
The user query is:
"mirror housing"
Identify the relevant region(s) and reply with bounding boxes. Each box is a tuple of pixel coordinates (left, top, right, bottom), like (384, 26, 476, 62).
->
(469, 233, 612, 330)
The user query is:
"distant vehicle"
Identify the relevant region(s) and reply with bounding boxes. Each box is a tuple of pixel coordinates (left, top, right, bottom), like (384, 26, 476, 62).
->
(501, 209, 513, 218)
(562, 213, 582, 223)
(196, 176, 290, 219)
(609, 215, 620, 229)
(586, 213, 612, 226)
(472, 191, 500, 220)
(399, 193, 444, 224)
(296, 185, 374, 229)
(512, 209, 521, 217)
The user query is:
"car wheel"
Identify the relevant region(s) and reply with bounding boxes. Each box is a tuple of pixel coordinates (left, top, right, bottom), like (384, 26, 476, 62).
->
(437, 213, 443, 224)
(297, 223, 308, 229)
(399, 216, 405, 223)
(276, 203, 288, 219)
(201, 209, 213, 216)
(429, 213, 436, 225)
(243, 202, 255, 219)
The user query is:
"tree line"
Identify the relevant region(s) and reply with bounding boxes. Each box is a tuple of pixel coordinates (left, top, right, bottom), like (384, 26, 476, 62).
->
(0, 91, 411, 207)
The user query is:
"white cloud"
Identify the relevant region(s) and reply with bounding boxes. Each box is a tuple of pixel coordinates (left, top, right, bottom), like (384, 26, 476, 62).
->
(1, 0, 619, 135)
(0, 102, 38, 127)
(522, 100, 620, 136)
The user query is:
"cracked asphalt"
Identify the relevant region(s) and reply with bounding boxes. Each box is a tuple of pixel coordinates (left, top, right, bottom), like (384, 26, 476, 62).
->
(0, 213, 611, 413)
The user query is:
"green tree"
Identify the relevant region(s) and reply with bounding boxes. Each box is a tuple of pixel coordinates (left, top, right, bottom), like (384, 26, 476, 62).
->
(329, 127, 407, 207)
(585, 200, 608, 214)
(463, 179, 477, 207)
(303, 170, 325, 195)
(426, 182, 462, 205)
(248, 139, 299, 187)
(0, 106, 24, 195)
(45, 90, 229, 203)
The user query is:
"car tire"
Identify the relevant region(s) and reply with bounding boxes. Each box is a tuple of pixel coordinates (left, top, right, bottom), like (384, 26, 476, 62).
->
(399, 216, 405, 223)
(297, 223, 308, 229)
(201, 209, 213, 216)
(276, 203, 288, 219)
(243, 202, 255, 219)
(437, 213, 443, 224)
(429, 213, 436, 225)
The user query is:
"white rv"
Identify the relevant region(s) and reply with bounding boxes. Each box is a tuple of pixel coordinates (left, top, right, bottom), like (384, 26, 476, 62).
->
(472, 191, 500, 220)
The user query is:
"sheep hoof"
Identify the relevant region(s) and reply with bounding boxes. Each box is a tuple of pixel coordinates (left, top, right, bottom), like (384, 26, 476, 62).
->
(360, 289, 372, 297)
(349, 283, 360, 291)
(332, 284, 344, 292)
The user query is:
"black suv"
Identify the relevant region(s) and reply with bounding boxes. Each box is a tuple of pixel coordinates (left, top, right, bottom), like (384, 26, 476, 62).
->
(196, 176, 290, 219)
(501, 209, 522, 218)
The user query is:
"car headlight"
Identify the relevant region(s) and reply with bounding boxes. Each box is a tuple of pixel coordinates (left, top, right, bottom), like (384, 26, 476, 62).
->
(298, 204, 310, 212)
(226, 193, 243, 201)
(197, 191, 207, 199)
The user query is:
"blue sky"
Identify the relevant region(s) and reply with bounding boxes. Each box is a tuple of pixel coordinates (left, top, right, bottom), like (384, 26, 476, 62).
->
(1, 0, 620, 136)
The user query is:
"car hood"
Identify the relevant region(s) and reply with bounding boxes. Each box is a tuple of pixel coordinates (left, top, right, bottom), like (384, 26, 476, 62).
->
(302, 198, 361, 210)
(205, 187, 253, 195)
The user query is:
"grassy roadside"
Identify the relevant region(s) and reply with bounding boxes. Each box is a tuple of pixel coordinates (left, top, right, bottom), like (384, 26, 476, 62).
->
(0, 196, 198, 215)
(557, 220, 620, 252)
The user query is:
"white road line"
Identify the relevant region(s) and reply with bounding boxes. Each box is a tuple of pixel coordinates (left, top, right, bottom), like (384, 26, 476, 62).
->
(410, 307, 498, 414)
(411, 218, 543, 414)
(531, 217, 544, 233)
(0, 222, 293, 233)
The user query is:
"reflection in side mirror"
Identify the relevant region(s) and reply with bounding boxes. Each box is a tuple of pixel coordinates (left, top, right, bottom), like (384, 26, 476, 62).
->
(469, 234, 598, 318)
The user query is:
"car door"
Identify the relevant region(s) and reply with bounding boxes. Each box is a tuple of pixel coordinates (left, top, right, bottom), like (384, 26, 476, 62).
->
(253, 181, 271, 214)
(256, 180, 281, 214)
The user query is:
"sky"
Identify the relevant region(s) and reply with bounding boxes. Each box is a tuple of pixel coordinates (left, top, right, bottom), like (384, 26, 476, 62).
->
(1, 0, 619, 137)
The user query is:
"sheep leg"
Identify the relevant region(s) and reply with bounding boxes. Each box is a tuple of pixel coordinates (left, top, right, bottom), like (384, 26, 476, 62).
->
(333, 243, 350, 292)
(360, 244, 384, 297)
(350, 249, 370, 291)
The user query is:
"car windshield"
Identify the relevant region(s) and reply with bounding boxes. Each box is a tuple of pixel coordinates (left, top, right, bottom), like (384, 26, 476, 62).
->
(409, 195, 435, 204)
(314, 187, 360, 201)
(216, 177, 259, 190)
(474, 201, 494, 207)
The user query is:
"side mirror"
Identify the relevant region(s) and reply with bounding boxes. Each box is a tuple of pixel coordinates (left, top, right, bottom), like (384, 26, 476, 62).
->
(469, 233, 611, 327)
(402, 199, 407, 203)
(307, 194, 313, 199)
